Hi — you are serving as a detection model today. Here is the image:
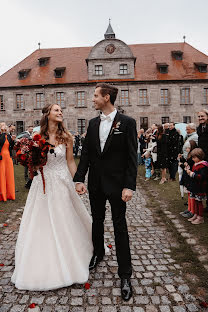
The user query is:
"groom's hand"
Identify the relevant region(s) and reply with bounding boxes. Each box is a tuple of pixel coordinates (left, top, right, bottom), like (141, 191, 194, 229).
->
(75, 182, 87, 195)
(122, 188, 133, 202)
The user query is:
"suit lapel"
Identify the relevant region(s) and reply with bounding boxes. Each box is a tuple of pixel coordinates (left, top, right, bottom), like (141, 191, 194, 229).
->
(94, 116, 101, 155)
(102, 112, 120, 155)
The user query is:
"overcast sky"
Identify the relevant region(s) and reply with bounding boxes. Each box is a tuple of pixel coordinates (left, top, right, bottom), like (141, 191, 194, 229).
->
(0, 0, 207, 76)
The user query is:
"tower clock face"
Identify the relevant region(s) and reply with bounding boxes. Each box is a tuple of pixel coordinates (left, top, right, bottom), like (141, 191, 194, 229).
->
(106, 44, 116, 54)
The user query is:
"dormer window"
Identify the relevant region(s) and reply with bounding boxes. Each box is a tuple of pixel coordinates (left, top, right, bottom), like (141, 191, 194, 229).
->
(157, 63, 168, 74)
(120, 64, 128, 75)
(18, 69, 31, 80)
(172, 50, 183, 60)
(38, 57, 50, 67)
(194, 62, 207, 73)
(54, 67, 66, 78)
(95, 65, 103, 76)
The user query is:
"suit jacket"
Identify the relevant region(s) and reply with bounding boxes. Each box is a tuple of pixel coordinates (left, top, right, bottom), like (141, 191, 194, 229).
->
(73, 112, 138, 195)
(23, 132, 32, 139)
(0, 133, 14, 160)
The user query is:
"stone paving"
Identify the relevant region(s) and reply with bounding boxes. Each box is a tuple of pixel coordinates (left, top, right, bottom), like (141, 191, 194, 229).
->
(0, 188, 201, 312)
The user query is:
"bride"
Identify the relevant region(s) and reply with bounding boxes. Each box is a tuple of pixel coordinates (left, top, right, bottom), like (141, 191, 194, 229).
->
(11, 104, 94, 290)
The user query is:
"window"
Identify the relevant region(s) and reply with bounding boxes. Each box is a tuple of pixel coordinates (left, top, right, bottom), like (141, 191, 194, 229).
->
(140, 117, 148, 130)
(54, 67, 66, 78)
(203, 88, 208, 104)
(157, 63, 168, 74)
(36, 93, 45, 109)
(16, 121, 24, 134)
(139, 89, 148, 105)
(38, 57, 50, 67)
(195, 63, 207, 73)
(120, 64, 128, 75)
(183, 116, 191, 123)
(160, 89, 169, 105)
(34, 120, 40, 126)
(0, 95, 4, 110)
(161, 117, 169, 124)
(77, 119, 86, 134)
(121, 90, 129, 105)
(95, 65, 103, 76)
(77, 91, 85, 107)
(171, 51, 183, 60)
(16, 94, 24, 109)
(181, 88, 190, 104)
(18, 69, 30, 79)
(56, 92, 65, 108)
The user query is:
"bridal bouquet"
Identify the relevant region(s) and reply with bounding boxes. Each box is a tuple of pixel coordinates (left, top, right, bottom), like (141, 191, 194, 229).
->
(14, 134, 52, 193)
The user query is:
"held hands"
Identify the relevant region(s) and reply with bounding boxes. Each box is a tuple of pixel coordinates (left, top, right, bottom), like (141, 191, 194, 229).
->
(75, 182, 87, 195)
(122, 188, 133, 202)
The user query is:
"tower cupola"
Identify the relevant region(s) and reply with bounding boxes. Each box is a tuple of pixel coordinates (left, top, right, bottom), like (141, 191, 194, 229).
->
(104, 20, 115, 39)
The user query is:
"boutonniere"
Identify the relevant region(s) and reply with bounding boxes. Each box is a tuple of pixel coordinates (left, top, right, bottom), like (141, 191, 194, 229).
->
(110, 121, 121, 135)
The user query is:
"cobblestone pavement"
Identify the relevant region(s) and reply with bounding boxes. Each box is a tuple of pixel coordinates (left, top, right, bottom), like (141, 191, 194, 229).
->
(0, 188, 200, 312)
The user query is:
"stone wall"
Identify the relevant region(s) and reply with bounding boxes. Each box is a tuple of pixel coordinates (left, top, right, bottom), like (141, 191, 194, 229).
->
(0, 81, 208, 132)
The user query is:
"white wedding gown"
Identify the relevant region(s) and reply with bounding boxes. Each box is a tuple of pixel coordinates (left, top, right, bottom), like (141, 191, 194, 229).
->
(11, 144, 94, 291)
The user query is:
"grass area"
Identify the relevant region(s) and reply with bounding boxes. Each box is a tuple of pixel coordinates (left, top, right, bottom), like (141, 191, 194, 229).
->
(137, 165, 208, 248)
(0, 164, 29, 224)
(137, 165, 208, 297)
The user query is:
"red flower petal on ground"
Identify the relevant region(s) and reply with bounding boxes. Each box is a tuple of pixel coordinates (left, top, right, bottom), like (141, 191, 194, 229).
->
(29, 303, 36, 308)
(199, 301, 208, 308)
(84, 282, 91, 289)
(0, 263, 4, 266)
(107, 244, 112, 249)
(3, 224, 8, 227)
(0, 210, 4, 212)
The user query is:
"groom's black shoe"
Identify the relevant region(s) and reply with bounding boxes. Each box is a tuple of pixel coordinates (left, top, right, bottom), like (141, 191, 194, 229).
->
(121, 278, 132, 301)
(89, 255, 103, 271)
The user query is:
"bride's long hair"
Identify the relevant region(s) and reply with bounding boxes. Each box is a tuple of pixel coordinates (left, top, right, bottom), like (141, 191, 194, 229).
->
(40, 104, 73, 146)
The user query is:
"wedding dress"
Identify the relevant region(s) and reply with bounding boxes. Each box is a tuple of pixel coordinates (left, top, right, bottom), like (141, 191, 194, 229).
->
(11, 144, 94, 291)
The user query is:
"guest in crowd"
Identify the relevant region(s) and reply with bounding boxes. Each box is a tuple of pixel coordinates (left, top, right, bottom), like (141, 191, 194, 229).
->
(74, 132, 80, 158)
(22, 126, 33, 189)
(177, 129, 184, 155)
(185, 148, 208, 225)
(138, 128, 146, 164)
(0, 122, 16, 201)
(155, 125, 168, 184)
(197, 109, 208, 211)
(179, 140, 197, 216)
(137, 130, 142, 166)
(163, 123, 170, 135)
(142, 131, 157, 176)
(168, 122, 180, 181)
(80, 132, 86, 147)
(144, 151, 152, 181)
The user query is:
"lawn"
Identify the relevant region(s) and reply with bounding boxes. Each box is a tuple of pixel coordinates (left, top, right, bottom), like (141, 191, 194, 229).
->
(137, 165, 208, 295)
(137, 165, 208, 248)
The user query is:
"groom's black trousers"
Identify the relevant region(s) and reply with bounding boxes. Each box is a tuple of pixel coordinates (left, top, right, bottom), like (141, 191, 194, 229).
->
(89, 188, 132, 279)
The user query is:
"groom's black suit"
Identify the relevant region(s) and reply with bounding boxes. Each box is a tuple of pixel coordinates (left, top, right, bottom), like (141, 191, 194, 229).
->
(73, 111, 138, 278)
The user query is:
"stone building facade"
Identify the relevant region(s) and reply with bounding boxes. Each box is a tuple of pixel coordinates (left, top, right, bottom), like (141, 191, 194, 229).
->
(0, 23, 208, 134)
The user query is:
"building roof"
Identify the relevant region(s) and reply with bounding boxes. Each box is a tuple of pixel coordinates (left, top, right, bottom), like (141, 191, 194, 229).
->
(0, 42, 208, 88)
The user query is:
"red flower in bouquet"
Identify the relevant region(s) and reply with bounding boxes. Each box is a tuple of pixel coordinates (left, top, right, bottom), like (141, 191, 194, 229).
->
(14, 135, 53, 193)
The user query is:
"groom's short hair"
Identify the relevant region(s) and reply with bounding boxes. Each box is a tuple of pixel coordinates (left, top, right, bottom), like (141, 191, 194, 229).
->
(96, 83, 118, 105)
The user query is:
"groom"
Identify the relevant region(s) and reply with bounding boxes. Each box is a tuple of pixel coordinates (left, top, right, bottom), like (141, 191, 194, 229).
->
(73, 83, 138, 301)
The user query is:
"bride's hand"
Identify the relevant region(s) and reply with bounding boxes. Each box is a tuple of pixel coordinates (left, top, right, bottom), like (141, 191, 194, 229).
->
(75, 182, 87, 195)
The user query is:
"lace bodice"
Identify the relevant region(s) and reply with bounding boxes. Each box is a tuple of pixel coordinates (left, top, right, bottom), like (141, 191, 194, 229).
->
(45, 144, 67, 171)
(34, 144, 73, 188)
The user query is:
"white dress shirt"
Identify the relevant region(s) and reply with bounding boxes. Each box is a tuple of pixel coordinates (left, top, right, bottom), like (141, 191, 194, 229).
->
(99, 109, 117, 152)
